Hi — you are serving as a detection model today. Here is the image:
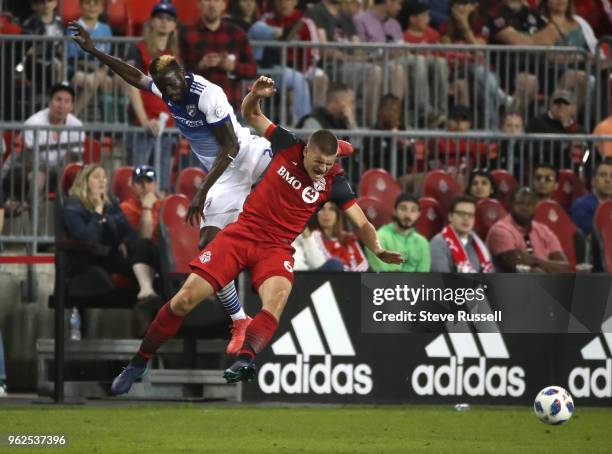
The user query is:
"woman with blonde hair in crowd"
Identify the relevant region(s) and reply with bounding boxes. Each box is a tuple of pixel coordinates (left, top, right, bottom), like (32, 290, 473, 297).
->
(62, 164, 162, 306)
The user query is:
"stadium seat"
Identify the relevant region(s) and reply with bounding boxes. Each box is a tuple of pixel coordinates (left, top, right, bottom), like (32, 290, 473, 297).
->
(112, 166, 136, 202)
(157, 194, 229, 337)
(106, 0, 127, 34)
(491, 169, 519, 210)
(357, 196, 392, 230)
(60, 0, 81, 25)
(175, 0, 200, 26)
(60, 163, 83, 200)
(82, 136, 101, 164)
(125, 0, 158, 36)
(176, 167, 207, 201)
(359, 169, 401, 212)
(415, 197, 443, 240)
(551, 169, 588, 210)
(592, 200, 612, 273)
(474, 198, 507, 240)
(422, 170, 461, 218)
(534, 199, 586, 271)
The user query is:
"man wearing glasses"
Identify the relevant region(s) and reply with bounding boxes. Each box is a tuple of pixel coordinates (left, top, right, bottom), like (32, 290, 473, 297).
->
(532, 164, 559, 201)
(486, 187, 571, 273)
(430, 195, 494, 273)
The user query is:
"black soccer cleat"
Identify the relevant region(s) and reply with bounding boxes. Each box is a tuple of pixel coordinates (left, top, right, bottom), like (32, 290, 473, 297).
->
(223, 359, 257, 384)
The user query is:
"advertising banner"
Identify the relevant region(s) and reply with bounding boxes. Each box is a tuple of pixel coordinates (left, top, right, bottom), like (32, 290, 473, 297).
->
(242, 273, 612, 406)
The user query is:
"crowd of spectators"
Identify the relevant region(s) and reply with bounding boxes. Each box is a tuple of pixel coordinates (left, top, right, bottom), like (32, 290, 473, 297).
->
(3, 0, 611, 130)
(1, 0, 612, 276)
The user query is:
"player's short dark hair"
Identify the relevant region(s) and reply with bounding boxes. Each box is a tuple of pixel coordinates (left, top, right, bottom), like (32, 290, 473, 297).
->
(150, 55, 182, 80)
(450, 195, 477, 213)
(394, 192, 419, 209)
(49, 82, 75, 101)
(308, 130, 338, 156)
(533, 163, 559, 180)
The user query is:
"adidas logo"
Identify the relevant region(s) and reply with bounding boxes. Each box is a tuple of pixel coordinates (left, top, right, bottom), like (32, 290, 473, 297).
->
(411, 332, 526, 397)
(258, 282, 373, 395)
(568, 328, 612, 398)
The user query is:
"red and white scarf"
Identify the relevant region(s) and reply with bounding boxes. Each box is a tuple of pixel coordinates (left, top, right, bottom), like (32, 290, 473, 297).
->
(441, 225, 493, 273)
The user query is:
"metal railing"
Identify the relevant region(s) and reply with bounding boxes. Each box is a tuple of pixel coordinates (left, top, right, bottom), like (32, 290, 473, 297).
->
(1, 122, 610, 250)
(1, 36, 609, 131)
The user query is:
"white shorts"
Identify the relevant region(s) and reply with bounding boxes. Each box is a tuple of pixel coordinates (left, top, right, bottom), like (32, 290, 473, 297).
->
(201, 135, 272, 229)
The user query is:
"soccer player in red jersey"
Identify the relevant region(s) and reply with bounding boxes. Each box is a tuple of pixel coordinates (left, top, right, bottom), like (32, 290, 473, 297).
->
(111, 76, 402, 393)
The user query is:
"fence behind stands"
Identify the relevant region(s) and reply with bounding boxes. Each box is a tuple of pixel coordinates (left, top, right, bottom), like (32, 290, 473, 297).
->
(0, 122, 610, 251)
(1, 36, 611, 131)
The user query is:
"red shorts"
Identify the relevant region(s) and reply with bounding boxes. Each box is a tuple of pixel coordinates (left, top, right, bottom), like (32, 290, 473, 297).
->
(189, 224, 295, 292)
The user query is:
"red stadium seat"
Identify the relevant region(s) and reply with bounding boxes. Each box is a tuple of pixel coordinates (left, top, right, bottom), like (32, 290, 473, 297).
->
(593, 200, 612, 273)
(357, 196, 392, 230)
(359, 169, 401, 212)
(474, 198, 507, 240)
(125, 0, 158, 36)
(176, 167, 207, 201)
(60, 0, 81, 25)
(551, 169, 588, 210)
(415, 197, 443, 240)
(491, 169, 519, 210)
(158, 194, 200, 275)
(112, 166, 136, 202)
(534, 199, 586, 270)
(175, 0, 200, 26)
(106, 0, 127, 34)
(82, 136, 101, 164)
(422, 170, 461, 218)
(60, 163, 83, 199)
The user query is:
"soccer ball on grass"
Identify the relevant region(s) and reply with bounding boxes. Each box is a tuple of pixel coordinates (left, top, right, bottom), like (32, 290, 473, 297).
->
(533, 386, 574, 425)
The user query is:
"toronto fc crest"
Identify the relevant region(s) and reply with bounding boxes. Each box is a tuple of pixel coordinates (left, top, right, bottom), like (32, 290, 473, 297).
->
(199, 251, 212, 264)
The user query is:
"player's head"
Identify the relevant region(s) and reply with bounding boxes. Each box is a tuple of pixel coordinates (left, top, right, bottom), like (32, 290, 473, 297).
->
(149, 55, 187, 103)
(393, 193, 420, 230)
(303, 130, 338, 181)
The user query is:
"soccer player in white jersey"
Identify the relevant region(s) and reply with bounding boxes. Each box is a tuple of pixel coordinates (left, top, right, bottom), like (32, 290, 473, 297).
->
(69, 22, 272, 354)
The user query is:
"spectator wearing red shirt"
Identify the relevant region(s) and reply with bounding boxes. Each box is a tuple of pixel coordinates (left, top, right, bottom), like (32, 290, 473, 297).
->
(180, 0, 257, 113)
(125, 2, 178, 192)
(119, 165, 163, 302)
(249, 0, 326, 124)
(311, 201, 368, 271)
(400, 1, 447, 128)
(439, 0, 509, 129)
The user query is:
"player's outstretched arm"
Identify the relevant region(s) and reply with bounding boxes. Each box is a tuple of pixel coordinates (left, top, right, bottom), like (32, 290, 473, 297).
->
(241, 76, 276, 136)
(344, 204, 403, 265)
(68, 21, 150, 90)
(185, 122, 240, 226)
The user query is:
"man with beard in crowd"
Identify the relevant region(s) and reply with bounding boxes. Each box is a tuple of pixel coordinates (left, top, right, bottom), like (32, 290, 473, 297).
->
(365, 193, 431, 271)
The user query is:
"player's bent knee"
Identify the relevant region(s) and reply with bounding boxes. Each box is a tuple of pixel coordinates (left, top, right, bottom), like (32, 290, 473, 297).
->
(170, 273, 215, 315)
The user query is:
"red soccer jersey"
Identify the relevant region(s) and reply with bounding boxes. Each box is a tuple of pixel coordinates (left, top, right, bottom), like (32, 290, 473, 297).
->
(232, 124, 357, 247)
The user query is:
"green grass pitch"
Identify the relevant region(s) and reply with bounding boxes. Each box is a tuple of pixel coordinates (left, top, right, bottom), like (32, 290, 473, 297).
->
(1, 405, 611, 453)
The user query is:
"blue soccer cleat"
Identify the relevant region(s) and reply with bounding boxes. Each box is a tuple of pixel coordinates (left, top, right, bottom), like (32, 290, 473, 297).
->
(223, 359, 257, 384)
(110, 363, 148, 395)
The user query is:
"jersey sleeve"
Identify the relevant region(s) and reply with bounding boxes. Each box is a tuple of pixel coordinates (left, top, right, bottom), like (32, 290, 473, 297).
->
(147, 80, 163, 99)
(264, 124, 302, 155)
(197, 83, 231, 126)
(330, 174, 357, 210)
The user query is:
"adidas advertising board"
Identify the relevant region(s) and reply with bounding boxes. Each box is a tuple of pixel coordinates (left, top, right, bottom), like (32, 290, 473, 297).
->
(241, 273, 612, 405)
